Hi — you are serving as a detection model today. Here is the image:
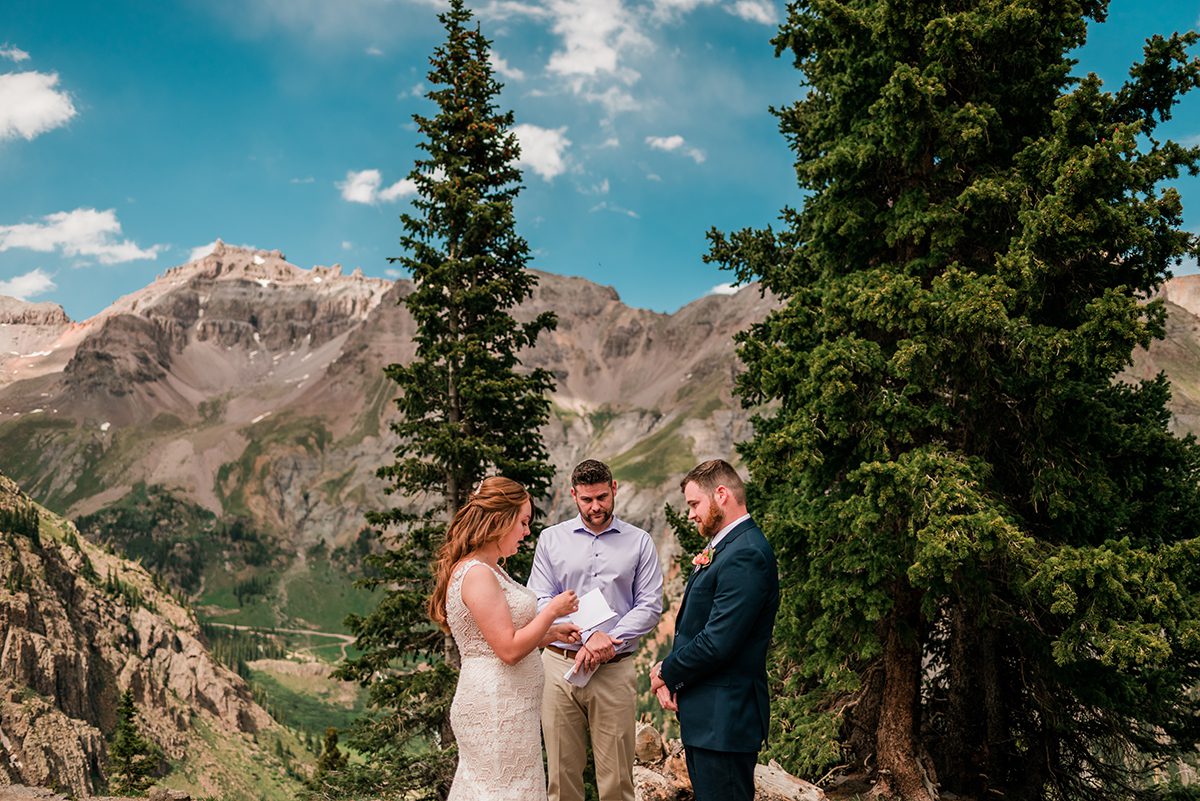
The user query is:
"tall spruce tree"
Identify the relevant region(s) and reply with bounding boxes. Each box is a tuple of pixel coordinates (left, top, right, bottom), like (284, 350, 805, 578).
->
(327, 2, 556, 799)
(107, 689, 158, 796)
(709, 2, 1200, 799)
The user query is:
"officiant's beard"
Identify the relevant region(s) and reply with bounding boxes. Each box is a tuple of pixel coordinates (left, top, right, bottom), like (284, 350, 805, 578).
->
(697, 503, 725, 540)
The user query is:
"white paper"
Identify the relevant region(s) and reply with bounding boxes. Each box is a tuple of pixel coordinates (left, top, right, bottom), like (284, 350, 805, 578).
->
(564, 661, 599, 688)
(569, 588, 618, 631)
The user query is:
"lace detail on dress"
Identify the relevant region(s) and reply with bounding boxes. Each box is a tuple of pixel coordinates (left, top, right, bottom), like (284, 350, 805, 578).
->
(446, 560, 546, 801)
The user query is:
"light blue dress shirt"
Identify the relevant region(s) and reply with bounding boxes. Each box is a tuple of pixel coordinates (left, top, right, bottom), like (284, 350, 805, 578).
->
(528, 514, 664, 654)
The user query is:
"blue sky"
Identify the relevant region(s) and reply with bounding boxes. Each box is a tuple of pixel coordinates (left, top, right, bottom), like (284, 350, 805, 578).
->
(1, 1, 1199, 321)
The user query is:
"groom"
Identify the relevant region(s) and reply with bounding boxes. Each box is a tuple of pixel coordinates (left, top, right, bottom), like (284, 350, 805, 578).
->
(651, 459, 779, 801)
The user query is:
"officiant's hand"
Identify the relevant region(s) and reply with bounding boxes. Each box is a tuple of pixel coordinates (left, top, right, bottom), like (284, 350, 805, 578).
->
(575, 631, 623, 672)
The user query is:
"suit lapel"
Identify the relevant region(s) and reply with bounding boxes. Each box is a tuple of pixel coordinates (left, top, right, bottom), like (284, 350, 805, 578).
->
(712, 517, 755, 557)
(675, 517, 757, 624)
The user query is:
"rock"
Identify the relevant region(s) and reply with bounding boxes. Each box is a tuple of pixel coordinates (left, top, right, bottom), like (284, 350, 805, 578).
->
(634, 722, 664, 764)
(755, 760, 826, 801)
(631, 726, 826, 801)
(634, 765, 678, 801)
(148, 788, 192, 801)
(0, 475, 274, 797)
(0, 787, 67, 800)
(0, 298, 70, 327)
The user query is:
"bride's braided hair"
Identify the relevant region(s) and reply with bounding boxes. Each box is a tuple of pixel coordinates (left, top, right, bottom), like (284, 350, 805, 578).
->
(428, 476, 530, 632)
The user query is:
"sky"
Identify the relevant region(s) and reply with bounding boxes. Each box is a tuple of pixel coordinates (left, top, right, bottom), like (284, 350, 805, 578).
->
(2, 1, 1200, 321)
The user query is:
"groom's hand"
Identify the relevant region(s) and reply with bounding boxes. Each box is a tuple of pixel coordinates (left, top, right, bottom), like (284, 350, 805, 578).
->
(649, 661, 666, 692)
(654, 684, 678, 712)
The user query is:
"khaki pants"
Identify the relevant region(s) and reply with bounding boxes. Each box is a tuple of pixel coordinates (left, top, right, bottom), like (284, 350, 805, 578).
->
(541, 647, 637, 801)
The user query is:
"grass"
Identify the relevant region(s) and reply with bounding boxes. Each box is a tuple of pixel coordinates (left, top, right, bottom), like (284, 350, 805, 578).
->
(0, 417, 82, 509)
(281, 555, 380, 634)
(610, 415, 696, 486)
(159, 714, 308, 801)
(609, 393, 726, 486)
(247, 667, 367, 738)
(0, 413, 193, 513)
(197, 562, 283, 628)
(588, 404, 618, 435)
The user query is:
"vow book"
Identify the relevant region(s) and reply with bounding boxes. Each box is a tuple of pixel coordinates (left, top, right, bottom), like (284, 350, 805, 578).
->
(562, 588, 618, 688)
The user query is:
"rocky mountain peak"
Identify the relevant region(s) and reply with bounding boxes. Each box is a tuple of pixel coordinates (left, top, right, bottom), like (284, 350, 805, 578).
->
(0, 297, 72, 327)
(1155, 273, 1200, 320)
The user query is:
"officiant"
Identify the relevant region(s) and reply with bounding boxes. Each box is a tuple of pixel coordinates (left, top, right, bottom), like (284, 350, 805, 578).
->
(529, 459, 664, 801)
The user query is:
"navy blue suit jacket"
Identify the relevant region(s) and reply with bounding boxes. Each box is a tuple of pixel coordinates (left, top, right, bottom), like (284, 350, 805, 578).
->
(660, 516, 779, 753)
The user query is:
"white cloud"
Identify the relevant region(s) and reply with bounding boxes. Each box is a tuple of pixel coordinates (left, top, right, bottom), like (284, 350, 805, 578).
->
(0, 45, 30, 62)
(646, 172, 662, 182)
(385, 267, 404, 278)
(290, 176, 316, 184)
(647, 134, 685, 151)
(190, 241, 219, 261)
(0, 71, 77, 141)
(650, 0, 776, 24)
(189, 239, 260, 261)
(209, 0, 444, 41)
(479, 1, 553, 19)
(600, 136, 620, 149)
(0, 268, 55, 300)
(646, 134, 705, 163)
(537, 0, 650, 116)
(366, 46, 384, 56)
(731, 0, 776, 24)
(589, 201, 639, 218)
(584, 86, 640, 115)
(338, 169, 418, 204)
(513, 124, 571, 181)
(708, 282, 739, 296)
(489, 50, 525, 81)
(341, 240, 354, 250)
(0, 209, 160, 264)
(580, 178, 610, 195)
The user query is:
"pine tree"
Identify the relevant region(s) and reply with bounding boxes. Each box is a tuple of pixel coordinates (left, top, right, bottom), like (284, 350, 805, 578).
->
(315, 727, 349, 777)
(328, 2, 556, 798)
(107, 689, 158, 795)
(709, 2, 1200, 799)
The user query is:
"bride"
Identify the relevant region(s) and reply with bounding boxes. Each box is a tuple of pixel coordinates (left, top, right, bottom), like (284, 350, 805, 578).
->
(428, 476, 582, 800)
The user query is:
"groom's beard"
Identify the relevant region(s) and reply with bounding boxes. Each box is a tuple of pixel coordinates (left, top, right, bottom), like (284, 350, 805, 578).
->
(696, 503, 725, 540)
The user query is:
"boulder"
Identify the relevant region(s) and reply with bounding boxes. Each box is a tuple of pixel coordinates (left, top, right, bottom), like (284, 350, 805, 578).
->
(631, 726, 827, 801)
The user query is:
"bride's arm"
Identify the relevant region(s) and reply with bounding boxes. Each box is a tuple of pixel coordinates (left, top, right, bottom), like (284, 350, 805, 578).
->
(461, 565, 578, 665)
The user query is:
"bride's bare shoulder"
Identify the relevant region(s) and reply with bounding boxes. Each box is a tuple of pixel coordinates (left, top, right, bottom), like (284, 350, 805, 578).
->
(456, 559, 500, 584)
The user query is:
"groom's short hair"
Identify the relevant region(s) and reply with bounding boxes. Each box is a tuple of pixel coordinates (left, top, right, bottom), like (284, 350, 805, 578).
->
(571, 459, 613, 487)
(681, 459, 746, 505)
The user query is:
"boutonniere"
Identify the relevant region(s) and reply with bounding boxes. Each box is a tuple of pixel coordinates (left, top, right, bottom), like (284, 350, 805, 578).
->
(691, 546, 714, 570)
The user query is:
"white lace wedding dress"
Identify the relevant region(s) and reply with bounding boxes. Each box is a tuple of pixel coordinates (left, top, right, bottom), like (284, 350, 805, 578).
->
(446, 559, 547, 800)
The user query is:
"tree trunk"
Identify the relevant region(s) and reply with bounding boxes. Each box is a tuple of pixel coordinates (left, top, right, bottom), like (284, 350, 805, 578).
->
(869, 586, 937, 801)
(846, 662, 884, 769)
(941, 603, 983, 794)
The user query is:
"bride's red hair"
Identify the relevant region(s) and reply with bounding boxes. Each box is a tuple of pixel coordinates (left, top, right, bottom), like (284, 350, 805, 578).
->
(428, 476, 530, 632)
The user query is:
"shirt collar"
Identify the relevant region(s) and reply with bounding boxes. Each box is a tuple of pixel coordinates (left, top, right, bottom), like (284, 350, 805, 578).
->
(709, 512, 751, 550)
(571, 514, 621, 537)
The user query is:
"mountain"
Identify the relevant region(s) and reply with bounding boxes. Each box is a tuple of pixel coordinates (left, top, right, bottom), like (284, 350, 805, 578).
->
(7, 244, 1198, 615)
(3, 244, 1200, 796)
(0, 243, 771, 571)
(0, 471, 303, 799)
